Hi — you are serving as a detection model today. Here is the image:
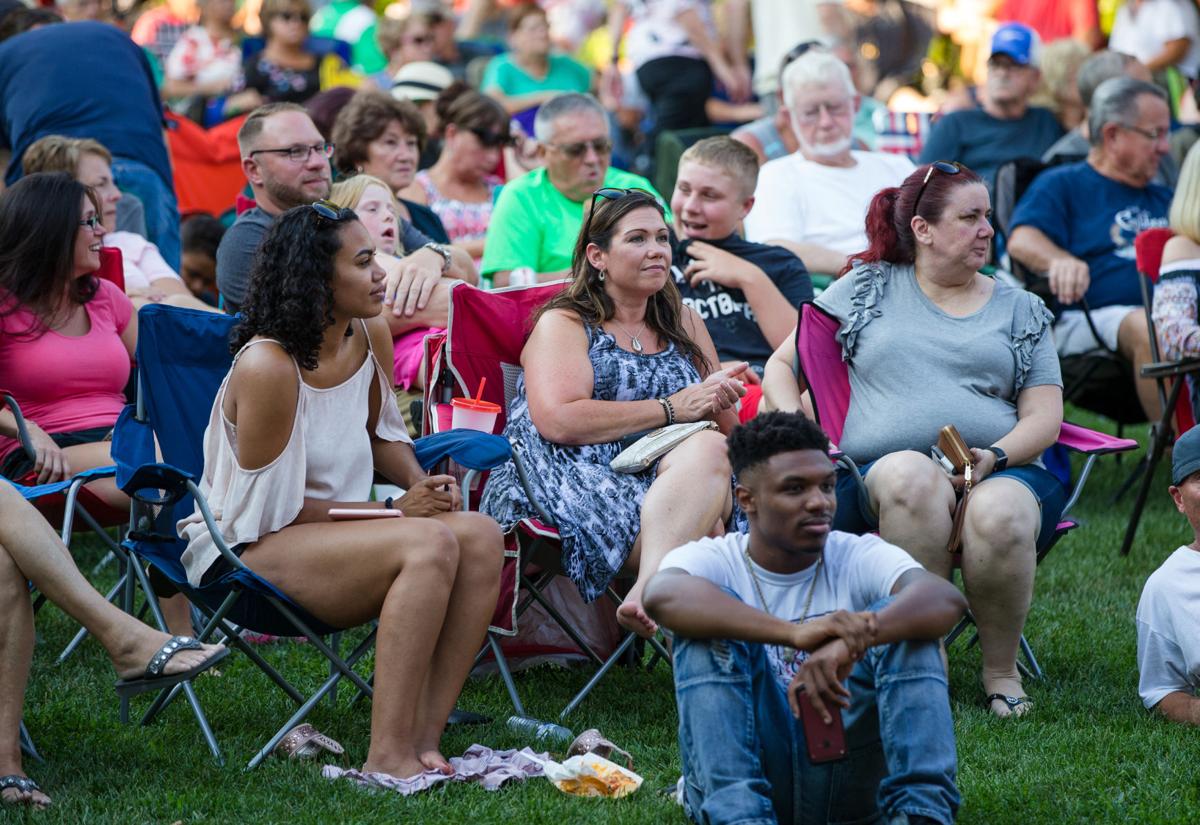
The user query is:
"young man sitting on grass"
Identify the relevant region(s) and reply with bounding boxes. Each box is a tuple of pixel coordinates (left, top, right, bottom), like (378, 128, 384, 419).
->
(644, 412, 966, 825)
(670, 137, 812, 421)
(1136, 424, 1200, 727)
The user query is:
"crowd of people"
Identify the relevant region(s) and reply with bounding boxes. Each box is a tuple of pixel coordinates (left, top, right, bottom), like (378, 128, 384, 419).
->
(2, 0, 1199, 820)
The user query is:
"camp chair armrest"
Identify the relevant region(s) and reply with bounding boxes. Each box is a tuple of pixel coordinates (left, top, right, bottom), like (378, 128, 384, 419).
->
(1140, 357, 1200, 380)
(509, 438, 556, 526)
(120, 462, 196, 505)
(0, 391, 36, 461)
(1058, 422, 1139, 455)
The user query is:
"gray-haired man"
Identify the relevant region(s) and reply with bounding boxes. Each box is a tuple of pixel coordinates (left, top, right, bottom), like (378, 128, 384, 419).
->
(1008, 76, 1173, 420)
(479, 93, 665, 287)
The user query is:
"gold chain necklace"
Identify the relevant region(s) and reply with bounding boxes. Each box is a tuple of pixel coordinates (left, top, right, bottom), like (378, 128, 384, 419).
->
(742, 547, 824, 665)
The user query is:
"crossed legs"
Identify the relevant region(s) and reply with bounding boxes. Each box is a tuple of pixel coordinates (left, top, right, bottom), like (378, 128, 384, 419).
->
(0, 483, 223, 808)
(866, 451, 1040, 716)
(239, 511, 503, 780)
(617, 430, 733, 637)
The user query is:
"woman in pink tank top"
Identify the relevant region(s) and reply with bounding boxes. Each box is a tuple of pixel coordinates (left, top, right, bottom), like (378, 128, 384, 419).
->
(189, 204, 503, 783)
(0, 173, 134, 512)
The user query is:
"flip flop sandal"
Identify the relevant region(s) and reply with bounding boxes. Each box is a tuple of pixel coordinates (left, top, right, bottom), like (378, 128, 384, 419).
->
(985, 693, 1033, 716)
(567, 728, 634, 769)
(275, 724, 345, 761)
(113, 636, 230, 700)
(1, 775, 49, 808)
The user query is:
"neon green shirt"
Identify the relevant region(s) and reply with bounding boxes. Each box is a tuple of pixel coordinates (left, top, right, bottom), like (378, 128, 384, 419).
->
(309, 0, 385, 75)
(480, 166, 669, 277)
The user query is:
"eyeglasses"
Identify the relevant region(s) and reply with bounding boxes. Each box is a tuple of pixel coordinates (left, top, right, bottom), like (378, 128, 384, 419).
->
(275, 10, 309, 23)
(1119, 124, 1169, 142)
(582, 186, 659, 242)
(794, 99, 852, 124)
(470, 127, 513, 148)
(249, 142, 335, 163)
(913, 160, 961, 217)
(544, 137, 612, 159)
(79, 214, 102, 230)
(310, 200, 353, 222)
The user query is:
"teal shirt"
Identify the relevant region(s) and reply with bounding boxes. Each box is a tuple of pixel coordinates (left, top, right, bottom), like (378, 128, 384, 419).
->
(480, 53, 592, 100)
(480, 167, 669, 276)
(309, 0, 385, 75)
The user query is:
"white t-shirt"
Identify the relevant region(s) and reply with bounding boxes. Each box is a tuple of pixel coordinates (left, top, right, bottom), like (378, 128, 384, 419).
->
(744, 150, 914, 262)
(623, 0, 712, 68)
(1136, 545, 1200, 709)
(660, 530, 921, 690)
(1109, 0, 1200, 78)
(104, 231, 182, 294)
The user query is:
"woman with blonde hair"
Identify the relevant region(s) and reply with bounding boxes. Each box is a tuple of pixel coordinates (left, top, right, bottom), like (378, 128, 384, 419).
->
(1152, 143, 1200, 412)
(329, 174, 473, 393)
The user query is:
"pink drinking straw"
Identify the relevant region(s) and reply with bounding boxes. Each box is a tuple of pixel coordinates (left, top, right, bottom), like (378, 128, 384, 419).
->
(474, 377, 487, 403)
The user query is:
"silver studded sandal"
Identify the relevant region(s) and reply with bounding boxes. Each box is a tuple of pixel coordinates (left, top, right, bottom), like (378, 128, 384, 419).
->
(113, 635, 229, 699)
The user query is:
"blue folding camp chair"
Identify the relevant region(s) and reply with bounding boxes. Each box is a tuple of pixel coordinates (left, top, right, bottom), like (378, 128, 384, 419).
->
(112, 303, 514, 767)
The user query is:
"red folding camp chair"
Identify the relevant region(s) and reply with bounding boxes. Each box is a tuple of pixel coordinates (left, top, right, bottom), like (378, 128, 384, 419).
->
(795, 301, 1138, 678)
(422, 280, 672, 719)
(1119, 227, 1200, 555)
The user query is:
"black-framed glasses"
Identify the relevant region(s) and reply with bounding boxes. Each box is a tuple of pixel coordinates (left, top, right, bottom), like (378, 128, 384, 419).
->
(470, 127, 513, 148)
(913, 160, 961, 217)
(79, 214, 102, 230)
(250, 142, 335, 163)
(544, 137, 612, 159)
(1119, 123, 1168, 142)
(582, 187, 659, 241)
(310, 200, 353, 222)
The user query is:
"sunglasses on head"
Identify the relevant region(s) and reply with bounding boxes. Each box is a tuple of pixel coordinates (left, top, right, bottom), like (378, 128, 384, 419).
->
(310, 200, 354, 223)
(582, 187, 660, 241)
(913, 160, 962, 217)
(782, 39, 822, 67)
(545, 137, 612, 159)
(470, 127, 512, 148)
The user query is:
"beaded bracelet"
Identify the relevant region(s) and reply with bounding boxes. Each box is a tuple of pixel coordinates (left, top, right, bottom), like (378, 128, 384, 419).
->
(658, 397, 675, 425)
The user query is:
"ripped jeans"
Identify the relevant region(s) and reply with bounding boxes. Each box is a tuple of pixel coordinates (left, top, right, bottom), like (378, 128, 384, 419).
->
(672, 594, 959, 825)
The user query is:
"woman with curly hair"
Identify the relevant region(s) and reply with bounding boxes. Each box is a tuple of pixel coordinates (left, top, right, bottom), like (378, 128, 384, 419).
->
(480, 189, 748, 637)
(177, 203, 504, 781)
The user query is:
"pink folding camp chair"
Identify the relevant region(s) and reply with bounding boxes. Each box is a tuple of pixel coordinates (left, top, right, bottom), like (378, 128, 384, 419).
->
(422, 280, 672, 719)
(1119, 227, 1200, 555)
(796, 301, 1139, 678)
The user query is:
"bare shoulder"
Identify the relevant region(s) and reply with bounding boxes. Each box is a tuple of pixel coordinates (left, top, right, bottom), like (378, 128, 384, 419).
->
(1162, 234, 1200, 266)
(364, 314, 393, 354)
(680, 303, 704, 338)
(227, 338, 299, 418)
(528, 307, 587, 346)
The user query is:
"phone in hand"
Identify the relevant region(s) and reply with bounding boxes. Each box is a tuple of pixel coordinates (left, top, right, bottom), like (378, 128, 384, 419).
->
(328, 508, 403, 520)
(937, 425, 973, 474)
(798, 691, 847, 763)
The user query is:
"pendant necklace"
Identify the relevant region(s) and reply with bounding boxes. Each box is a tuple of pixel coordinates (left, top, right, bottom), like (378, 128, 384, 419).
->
(742, 548, 825, 665)
(612, 319, 648, 352)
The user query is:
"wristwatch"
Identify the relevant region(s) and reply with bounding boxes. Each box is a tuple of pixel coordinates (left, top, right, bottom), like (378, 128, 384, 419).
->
(421, 242, 452, 275)
(986, 445, 1009, 472)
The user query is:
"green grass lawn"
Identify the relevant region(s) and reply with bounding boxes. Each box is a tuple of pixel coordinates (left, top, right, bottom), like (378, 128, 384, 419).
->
(16, 411, 1200, 824)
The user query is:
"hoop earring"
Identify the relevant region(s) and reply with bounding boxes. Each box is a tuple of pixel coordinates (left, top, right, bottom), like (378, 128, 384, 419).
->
(597, 268, 606, 282)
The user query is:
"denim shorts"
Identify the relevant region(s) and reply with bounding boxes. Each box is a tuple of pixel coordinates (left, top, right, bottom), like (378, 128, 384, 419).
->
(834, 456, 1068, 552)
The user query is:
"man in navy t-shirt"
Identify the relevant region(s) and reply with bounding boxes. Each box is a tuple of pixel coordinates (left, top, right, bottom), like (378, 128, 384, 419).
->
(669, 137, 812, 420)
(919, 23, 1063, 187)
(1009, 77, 1172, 420)
(0, 21, 180, 268)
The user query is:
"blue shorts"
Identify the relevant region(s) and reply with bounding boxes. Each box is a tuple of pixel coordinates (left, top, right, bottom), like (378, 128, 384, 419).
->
(834, 456, 1068, 552)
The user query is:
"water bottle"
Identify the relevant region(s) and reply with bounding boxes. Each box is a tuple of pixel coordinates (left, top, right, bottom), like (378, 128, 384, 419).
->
(506, 715, 574, 748)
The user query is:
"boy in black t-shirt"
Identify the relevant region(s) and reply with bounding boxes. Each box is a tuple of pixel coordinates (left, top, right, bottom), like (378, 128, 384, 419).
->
(670, 137, 812, 419)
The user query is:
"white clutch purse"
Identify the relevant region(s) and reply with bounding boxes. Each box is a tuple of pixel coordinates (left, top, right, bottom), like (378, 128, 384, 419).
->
(610, 421, 718, 474)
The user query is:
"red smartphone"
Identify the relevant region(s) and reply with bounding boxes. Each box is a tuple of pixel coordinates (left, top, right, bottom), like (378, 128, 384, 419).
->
(328, 508, 403, 520)
(798, 692, 847, 763)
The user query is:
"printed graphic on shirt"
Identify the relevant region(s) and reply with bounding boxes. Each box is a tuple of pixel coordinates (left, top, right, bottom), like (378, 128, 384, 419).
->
(1111, 206, 1169, 260)
(767, 610, 831, 689)
(672, 265, 756, 323)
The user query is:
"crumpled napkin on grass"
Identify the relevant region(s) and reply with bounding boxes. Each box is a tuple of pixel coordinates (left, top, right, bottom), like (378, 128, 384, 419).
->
(323, 744, 547, 795)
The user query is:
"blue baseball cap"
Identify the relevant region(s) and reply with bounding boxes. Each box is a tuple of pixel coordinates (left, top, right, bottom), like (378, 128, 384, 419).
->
(990, 22, 1039, 67)
(1173, 425, 1200, 485)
